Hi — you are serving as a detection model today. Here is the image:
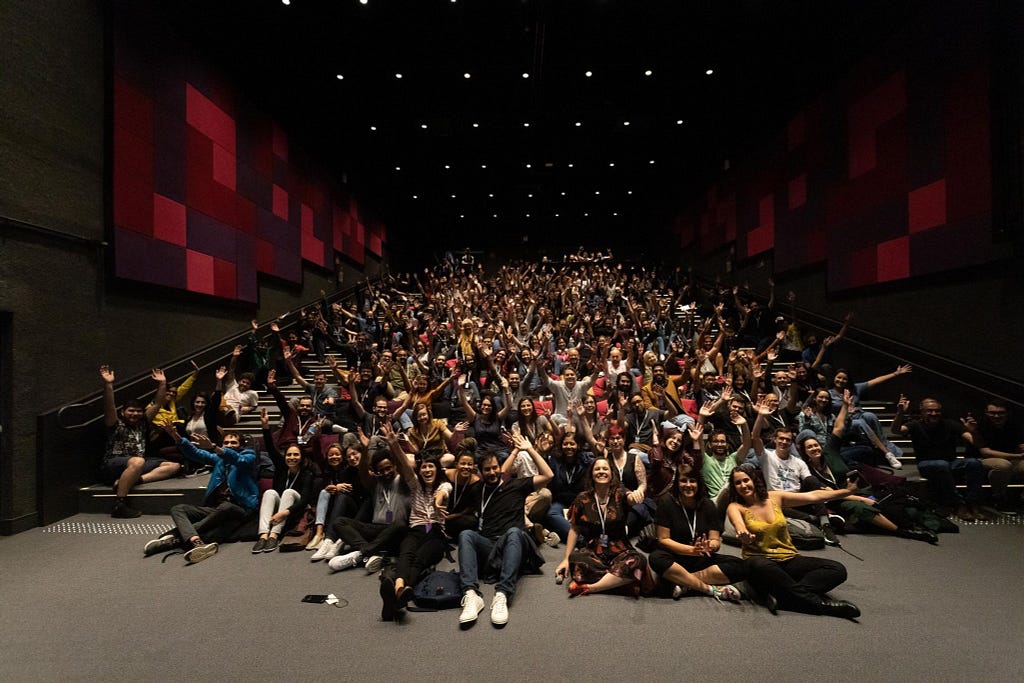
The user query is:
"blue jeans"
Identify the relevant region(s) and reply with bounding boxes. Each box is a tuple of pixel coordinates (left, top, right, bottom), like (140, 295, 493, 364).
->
(545, 502, 571, 540)
(917, 458, 985, 505)
(458, 527, 524, 598)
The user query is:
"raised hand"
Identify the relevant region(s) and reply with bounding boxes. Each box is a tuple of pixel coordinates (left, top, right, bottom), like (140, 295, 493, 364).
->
(193, 432, 214, 451)
(270, 321, 280, 333)
(215, 365, 227, 381)
(766, 348, 779, 362)
(894, 364, 913, 376)
(699, 401, 717, 418)
(687, 421, 704, 443)
(730, 413, 747, 426)
(267, 369, 277, 386)
(896, 393, 911, 412)
(233, 344, 243, 357)
(283, 348, 292, 361)
(250, 319, 258, 331)
(260, 407, 270, 429)
(151, 368, 166, 383)
(100, 364, 115, 384)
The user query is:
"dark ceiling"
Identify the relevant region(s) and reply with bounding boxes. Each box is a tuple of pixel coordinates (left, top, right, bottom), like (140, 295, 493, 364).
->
(167, 0, 930, 263)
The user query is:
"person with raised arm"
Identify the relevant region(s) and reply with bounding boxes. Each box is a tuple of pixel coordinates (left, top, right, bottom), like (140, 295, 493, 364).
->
(252, 408, 316, 553)
(100, 365, 181, 518)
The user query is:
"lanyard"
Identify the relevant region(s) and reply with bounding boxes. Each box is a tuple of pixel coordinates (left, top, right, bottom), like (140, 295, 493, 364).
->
(564, 464, 580, 487)
(595, 494, 609, 538)
(381, 481, 395, 511)
(285, 470, 299, 491)
(479, 481, 502, 520)
(681, 503, 697, 541)
(452, 476, 468, 509)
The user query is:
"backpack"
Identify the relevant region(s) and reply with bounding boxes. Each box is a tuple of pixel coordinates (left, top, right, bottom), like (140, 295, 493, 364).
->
(786, 517, 825, 550)
(412, 570, 462, 610)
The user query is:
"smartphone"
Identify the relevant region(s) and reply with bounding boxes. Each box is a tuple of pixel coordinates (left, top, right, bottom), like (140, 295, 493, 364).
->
(302, 594, 329, 603)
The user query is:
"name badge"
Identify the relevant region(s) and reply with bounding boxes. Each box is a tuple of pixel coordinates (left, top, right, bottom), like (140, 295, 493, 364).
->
(599, 533, 609, 549)
(385, 510, 394, 523)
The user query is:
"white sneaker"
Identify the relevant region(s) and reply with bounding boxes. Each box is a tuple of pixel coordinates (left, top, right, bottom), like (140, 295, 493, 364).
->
(305, 533, 324, 551)
(709, 584, 742, 603)
(543, 531, 560, 548)
(328, 550, 361, 572)
(459, 590, 485, 624)
(311, 538, 339, 562)
(490, 591, 509, 625)
(364, 555, 385, 573)
(885, 452, 903, 469)
(671, 585, 686, 600)
(183, 541, 218, 564)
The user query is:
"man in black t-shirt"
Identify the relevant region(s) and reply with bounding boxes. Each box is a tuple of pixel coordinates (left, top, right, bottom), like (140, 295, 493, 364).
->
(457, 440, 553, 627)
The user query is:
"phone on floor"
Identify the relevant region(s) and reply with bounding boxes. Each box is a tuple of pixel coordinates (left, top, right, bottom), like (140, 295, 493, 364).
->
(301, 594, 329, 603)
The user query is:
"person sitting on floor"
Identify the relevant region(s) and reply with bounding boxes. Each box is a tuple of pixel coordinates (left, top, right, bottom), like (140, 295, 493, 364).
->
(252, 408, 316, 553)
(143, 426, 259, 564)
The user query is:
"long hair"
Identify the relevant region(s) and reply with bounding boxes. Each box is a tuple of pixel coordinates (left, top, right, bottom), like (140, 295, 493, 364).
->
(416, 454, 444, 493)
(583, 456, 622, 493)
(670, 457, 706, 506)
(727, 463, 769, 504)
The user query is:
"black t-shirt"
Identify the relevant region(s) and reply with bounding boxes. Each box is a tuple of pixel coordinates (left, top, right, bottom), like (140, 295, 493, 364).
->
(907, 419, 963, 463)
(478, 476, 535, 541)
(655, 494, 721, 546)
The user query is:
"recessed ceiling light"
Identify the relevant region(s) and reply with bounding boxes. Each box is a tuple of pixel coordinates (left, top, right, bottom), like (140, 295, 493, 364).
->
(644, 69, 653, 76)
(369, 125, 377, 131)
(555, 213, 560, 217)
(706, 69, 714, 75)
(627, 190, 633, 195)
(525, 213, 530, 218)
(528, 193, 533, 198)
(609, 162, 615, 167)
(481, 164, 487, 169)
(623, 121, 630, 126)
(395, 73, 403, 79)
(567, 163, 574, 168)
(525, 163, 532, 168)
(522, 72, 530, 79)
(584, 212, 589, 217)
(561, 192, 566, 196)
(412, 194, 418, 199)
(394, 166, 401, 171)
(464, 72, 471, 79)
(649, 160, 655, 164)
(585, 70, 593, 78)
(335, 74, 344, 80)
(472, 122, 479, 128)
(488, 193, 494, 198)
(523, 122, 530, 128)
(595, 191, 600, 195)
(676, 119, 684, 125)
(575, 122, 582, 127)
(450, 194, 456, 198)
(421, 124, 428, 129)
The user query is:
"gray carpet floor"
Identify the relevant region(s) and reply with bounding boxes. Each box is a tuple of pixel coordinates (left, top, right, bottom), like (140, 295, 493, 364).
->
(1, 514, 1022, 682)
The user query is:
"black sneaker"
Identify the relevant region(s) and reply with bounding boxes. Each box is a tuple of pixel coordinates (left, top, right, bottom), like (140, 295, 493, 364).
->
(112, 501, 142, 519)
(251, 538, 267, 553)
(380, 574, 397, 621)
(263, 537, 280, 553)
(821, 523, 840, 546)
(144, 534, 178, 556)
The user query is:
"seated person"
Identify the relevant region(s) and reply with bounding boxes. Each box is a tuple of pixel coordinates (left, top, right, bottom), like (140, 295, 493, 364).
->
(971, 399, 1024, 512)
(554, 456, 655, 597)
(457, 440, 553, 627)
(223, 345, 260, 420)
(892, 395, 988, 520)
(308, 440, 367, 557)
(649, 461, 746, 601)
(253, 408, 316, 553)
(505, 431, 559, 547)
(143, 427, 259, 564)
(327, 443, 411, 573)
(100, 365, 181, 518)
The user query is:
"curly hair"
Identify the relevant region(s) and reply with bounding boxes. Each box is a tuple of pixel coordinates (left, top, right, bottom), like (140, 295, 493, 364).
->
(727, 463, 769, 503)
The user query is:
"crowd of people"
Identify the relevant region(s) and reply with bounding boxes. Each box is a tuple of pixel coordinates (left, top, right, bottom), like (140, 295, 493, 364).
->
(97, 256, 1022, 625)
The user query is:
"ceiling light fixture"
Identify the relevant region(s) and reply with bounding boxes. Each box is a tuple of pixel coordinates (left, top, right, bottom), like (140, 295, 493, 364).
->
(444, 164, 450, 169)
(644, 69, 653, 76)
(523, 122, 530, 128)
(522, 72, 530, 79)
(369, 125, 377, 131)
(421, 124, 428, 129)
(649, 160, 655, 164)
(481, 164, 487, 169)
(623, 121, 630, 126)
(705, 69, 714, 75)
(394, 166, 401, 171)
(525, 163, 532, 168)
(335, 74, 344, 80)
(464, 72, 471, 79)
(676, 119, 683, 125)
(395, 73, 403, 79)
(585, 70, 593, 77)
(472, 122, 479, 128)
(609, 162, 615, 167)
(575, 122, 582, 127)
(567, 163, 574, 168)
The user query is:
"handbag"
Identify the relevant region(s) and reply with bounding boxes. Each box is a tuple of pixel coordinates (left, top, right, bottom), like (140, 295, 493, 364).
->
(412, 570, 462, 610)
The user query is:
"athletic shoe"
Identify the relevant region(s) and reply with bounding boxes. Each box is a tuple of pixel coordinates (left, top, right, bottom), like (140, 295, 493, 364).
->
(364, 555, 385, 574)
(111, 501, 142, 519)
(251, 538, 267, 554)
(263, 537, 280, 552)
(543, 531, 560, 548)
(328, 550, 361, 572)
(305, 533, 324, 551)
(490, 592, 509, 625)
(672, 585, 686, 600)
(310, 538, 340, 562)
(379, 574, 397, 622)
(821, 523, 840, 546)
(459, 590, 485, 625)
(827, 513, 846, 531)
(884, 452, 903, 469)
(713, 584, 743, 603)
(143, 534, 178, 556)
(183, 541, 218, 564)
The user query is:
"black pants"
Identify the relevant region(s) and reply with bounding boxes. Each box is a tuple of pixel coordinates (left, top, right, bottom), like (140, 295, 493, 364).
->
(745, 554, 847, 613)
(394, 525, 448, 586)
(332, 517, 406, 556)
(170, 501, 250, 543)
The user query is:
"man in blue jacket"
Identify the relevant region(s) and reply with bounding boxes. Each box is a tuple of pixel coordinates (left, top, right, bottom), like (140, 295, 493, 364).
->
(142, 426, 259, 563)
